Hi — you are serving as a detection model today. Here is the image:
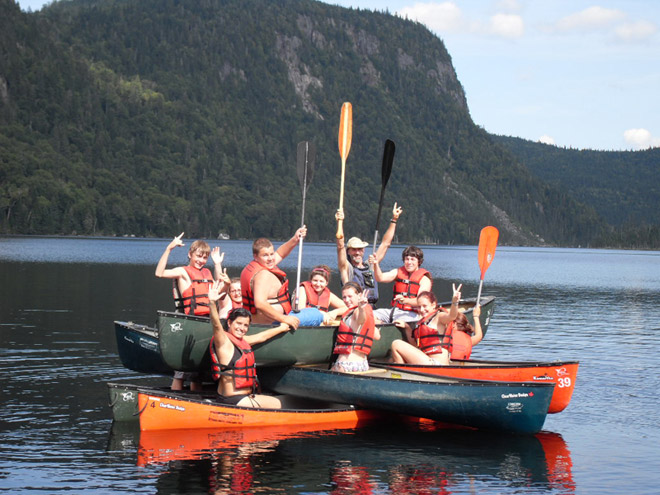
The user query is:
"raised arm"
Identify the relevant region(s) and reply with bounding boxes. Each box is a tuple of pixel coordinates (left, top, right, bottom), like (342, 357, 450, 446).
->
(335, 209, 351, 284)
(208, 281, 229, 348)
(470, 304, 483, 346)
(435, 283, 463, 325)
(374, 202, 402, 262)
(368, 254, 397, 283)
(155, 232, 187, 279)
(274, 226, 307, 264)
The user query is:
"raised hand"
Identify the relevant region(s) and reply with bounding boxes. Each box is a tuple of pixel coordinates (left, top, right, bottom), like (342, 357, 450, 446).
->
(217, 267, 230, 285)
(391, 202, 402, 220)
(168, 232, 185, 250)
(452, 283, 463, 304)
(208, 280, 223, 303)
(211, 246, 224, 265)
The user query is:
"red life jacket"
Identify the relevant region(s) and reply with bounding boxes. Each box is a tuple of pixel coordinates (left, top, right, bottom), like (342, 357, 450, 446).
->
(412, 310, 452, 355)
(173, 266, 213, 315)
(209, 333, 258, 392)
(392, 267, 431, 310)
(240, 260, 292, 315)
(333, 305, 376, 356)
(300, 281, 331, 312)
(450, 328, 472, 360)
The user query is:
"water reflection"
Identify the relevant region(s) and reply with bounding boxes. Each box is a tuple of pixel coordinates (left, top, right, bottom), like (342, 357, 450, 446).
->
(116, 420, 574, 494)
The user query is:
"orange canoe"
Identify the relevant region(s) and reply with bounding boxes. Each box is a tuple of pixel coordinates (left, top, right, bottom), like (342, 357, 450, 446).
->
(137, 388, 383, 431)
(379, 359, 579, 414)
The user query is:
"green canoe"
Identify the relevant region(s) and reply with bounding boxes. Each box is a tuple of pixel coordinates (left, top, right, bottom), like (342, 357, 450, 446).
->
(158, 296, 495, 372)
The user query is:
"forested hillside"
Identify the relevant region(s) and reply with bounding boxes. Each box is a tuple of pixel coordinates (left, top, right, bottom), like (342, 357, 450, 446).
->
(0, 0, 636, 247)
(495, 136, 660, 248)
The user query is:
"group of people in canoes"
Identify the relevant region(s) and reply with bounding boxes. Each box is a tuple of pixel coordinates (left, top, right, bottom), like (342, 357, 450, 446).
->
(155, 202, 483, 408)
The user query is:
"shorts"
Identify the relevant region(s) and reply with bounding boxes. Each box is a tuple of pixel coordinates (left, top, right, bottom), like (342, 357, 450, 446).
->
(216, 393, 250, 406)
(372, 307, 419, 324)
(288, 307, 324, 327)
(331, 359, 369, 373)
(173, 371, 200, 381)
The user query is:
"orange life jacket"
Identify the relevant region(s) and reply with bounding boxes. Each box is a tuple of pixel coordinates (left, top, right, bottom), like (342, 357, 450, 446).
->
(240, 260, 292, 315)
(333, 305, 376, 356)
(412, 310, 452, 355)
(300, 280, 331, 312)
(209, 333, 258, 392)
(450, 328, 472, 360)
(392, 267, 431, 311)
(173, 266, 213, 315)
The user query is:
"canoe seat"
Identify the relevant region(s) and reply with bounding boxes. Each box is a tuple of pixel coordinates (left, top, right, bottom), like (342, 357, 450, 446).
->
(348, 368, 388, 375)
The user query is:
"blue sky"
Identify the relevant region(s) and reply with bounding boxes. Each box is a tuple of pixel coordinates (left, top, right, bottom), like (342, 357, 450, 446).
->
(18, 0, 660, 151)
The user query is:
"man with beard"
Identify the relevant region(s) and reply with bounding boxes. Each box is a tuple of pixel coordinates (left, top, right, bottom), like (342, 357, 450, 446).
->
(334, 202, 402, 305)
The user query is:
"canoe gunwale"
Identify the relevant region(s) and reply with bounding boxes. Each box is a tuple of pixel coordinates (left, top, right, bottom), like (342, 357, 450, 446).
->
(137, 387, 364, 415)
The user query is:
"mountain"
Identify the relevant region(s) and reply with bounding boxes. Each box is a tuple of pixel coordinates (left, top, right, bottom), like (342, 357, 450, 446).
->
(494, 135, 660, 248)
(0, 0, 624, 247)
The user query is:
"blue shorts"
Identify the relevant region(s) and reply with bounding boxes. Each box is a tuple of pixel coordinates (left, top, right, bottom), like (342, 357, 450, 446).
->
(288, 307, 324, 327)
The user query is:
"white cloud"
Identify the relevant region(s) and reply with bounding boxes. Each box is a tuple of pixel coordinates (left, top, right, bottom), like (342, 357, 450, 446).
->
(488, 13, 524, 39)
(398, 2, 465, 33)
(614, 20, 658, 42)
(623, 128, 660, 149)
(538, 135, 556, 146)
(553, 6, 625, 32)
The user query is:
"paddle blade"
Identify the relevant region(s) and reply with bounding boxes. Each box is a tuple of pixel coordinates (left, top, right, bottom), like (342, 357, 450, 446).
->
(381, 139, 395, 187)
(296, 141, 316, 193)
(477, 226, 499, 280)
(338, 102, 352, 162)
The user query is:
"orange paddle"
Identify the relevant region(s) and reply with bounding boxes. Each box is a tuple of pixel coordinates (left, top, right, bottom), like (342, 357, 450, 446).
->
(476, 226, 499, 306)
(336, 102, 352, 238)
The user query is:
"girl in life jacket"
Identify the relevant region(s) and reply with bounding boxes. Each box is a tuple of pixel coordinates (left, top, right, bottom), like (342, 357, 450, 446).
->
(296, 265, 347, 324)
(331, 282, 381, 373)
(389, 285, 462, 366)
(207, 281, 291, 408)
(218, 277, 244, 319)
(450, 304, 483, 360)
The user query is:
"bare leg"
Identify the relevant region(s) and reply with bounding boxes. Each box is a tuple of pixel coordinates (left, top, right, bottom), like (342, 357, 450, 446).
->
(236, 394, 282, 409)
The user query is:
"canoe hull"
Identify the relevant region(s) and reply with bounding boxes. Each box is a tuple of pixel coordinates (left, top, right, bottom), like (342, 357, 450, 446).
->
(114, 321, 172, 375)
(157, 296, 495, 371)
(137, 388, 384, 431)
(379, 360, 579, 414)
(107, 382, 142, 422)
(258, 365, 553, 434)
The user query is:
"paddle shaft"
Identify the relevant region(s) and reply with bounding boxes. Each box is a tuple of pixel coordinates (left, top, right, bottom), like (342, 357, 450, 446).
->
(294, 142, 313, 310)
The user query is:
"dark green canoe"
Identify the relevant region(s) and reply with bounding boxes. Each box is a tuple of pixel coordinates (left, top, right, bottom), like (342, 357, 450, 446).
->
(114, 321, 172, 376)
(258, 363, 553, 434)
(158, 296, 495, 372)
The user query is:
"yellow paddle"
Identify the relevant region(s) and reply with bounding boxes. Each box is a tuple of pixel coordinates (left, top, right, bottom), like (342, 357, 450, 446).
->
(336, 102, 353, 238)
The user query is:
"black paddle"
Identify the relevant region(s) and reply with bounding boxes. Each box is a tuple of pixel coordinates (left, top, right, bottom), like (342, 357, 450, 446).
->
(372, 139, 395, 255)
(294, 141, 316, 310)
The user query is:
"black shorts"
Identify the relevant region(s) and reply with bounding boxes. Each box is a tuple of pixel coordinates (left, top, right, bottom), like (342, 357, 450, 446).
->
(216, 393, 250, 405)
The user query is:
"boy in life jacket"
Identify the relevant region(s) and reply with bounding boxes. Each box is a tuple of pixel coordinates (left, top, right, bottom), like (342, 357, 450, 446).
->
(155, 232, 228, 390)
(335, 203, 402, 305)
(241, 226, 324, 329)
(208, 280, 290, 408)
(331, 282, 381, 373)
(369, 245, 432, 325)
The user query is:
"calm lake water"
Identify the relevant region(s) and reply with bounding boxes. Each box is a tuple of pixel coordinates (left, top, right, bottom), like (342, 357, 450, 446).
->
(2, 236, 660, 494)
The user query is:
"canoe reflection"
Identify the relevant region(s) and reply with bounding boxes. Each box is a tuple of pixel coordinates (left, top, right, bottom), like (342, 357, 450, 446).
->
(127, 420, 574, 494)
